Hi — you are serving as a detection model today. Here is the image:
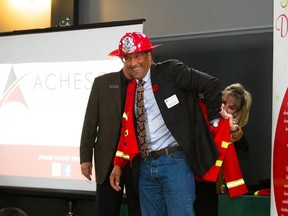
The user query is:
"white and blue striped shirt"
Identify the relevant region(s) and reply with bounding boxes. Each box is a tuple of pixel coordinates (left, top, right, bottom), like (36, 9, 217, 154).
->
(136, 70, 179, 152)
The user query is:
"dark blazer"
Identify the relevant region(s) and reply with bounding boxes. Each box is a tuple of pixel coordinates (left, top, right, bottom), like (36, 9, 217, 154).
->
(80, 71, 123, 184)
(149, 60, 222, 177)
(234, 134, 249, 160)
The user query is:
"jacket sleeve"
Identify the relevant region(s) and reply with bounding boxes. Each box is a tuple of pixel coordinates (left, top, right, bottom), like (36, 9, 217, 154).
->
(199, 102, 248, 197)
(80, 77, 99, 164)
(170, 60, 222, 121)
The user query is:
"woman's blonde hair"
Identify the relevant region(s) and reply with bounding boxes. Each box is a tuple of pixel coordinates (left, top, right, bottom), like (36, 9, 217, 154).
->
(222, 83, 252, 127)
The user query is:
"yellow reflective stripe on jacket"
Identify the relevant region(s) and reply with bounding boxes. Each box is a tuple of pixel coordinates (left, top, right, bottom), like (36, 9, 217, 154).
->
(123, 112, 128, 121)
(215, 160, 223, 167)
(221, 141, 231, 149)
(226, 178, 245, 189)
(115, 151, 130, 160)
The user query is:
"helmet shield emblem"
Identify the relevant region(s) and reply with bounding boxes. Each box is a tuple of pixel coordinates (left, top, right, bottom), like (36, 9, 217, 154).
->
(121, 36, 136, 54)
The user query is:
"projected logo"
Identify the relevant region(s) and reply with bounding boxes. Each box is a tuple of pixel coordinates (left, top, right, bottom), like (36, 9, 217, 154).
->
(52, 162, 72, 177)
(0, 66, 27, 108)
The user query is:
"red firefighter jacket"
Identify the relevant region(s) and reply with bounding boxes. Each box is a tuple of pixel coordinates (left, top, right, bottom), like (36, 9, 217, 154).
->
(113, 79, 139, 168)
(198, 102, 248, 198)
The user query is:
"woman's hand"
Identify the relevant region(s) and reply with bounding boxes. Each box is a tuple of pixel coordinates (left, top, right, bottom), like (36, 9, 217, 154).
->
(220, 103, 238, 132)
(109, 166, 123, 191)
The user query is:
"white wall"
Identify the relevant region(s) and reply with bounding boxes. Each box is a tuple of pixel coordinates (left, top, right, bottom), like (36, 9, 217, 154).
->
(78, 0, 273, 37)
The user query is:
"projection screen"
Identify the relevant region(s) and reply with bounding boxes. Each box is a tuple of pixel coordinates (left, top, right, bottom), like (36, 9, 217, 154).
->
(0, 20, 144, 193)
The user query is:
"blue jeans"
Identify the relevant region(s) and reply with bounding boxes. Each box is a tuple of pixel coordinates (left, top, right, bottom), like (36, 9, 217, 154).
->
(138, 151, 196, 216)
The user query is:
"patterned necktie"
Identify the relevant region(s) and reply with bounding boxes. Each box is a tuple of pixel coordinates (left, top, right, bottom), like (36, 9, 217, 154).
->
(136, 79, 148, 159)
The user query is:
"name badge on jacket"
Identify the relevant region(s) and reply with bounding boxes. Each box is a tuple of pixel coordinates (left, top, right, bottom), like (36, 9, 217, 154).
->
(164, 94, 179, 109)
(109, 85, 119, 89)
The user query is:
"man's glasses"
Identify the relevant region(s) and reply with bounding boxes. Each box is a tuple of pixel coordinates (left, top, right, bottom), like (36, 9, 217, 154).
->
(121, 52, 147, 63)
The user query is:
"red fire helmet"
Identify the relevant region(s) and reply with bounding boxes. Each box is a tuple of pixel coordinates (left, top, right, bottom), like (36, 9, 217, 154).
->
(108, 32, 161, 57)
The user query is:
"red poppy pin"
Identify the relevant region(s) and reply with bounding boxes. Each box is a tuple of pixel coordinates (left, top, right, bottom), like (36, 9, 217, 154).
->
(152, 84, 159, 92)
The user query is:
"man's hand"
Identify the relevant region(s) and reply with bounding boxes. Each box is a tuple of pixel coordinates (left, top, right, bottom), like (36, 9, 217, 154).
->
(81, 162, 92, 181)
(109, 166, 122, 191)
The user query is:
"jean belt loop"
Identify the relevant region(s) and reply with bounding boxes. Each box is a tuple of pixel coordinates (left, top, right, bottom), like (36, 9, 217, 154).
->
(165, 148, 169, 155)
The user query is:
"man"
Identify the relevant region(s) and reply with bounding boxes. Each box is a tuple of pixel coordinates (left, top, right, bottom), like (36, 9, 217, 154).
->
(109, 32, 222, 216)
(80, 64, 141, 216)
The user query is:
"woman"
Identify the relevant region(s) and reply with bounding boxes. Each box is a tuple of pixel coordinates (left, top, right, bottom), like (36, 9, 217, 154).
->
(195, 83, 252, 216)
(220, 83, 252, 152)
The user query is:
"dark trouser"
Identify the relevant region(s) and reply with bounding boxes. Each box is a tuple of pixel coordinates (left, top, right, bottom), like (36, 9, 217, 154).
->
(194, 181, 218, 216)
(95, 164, 141, 216)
